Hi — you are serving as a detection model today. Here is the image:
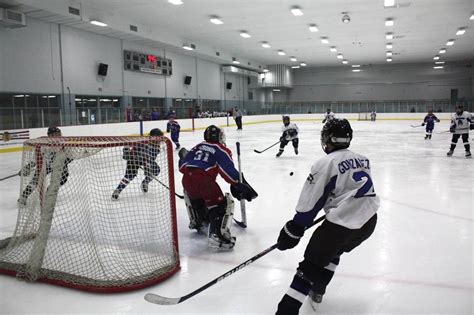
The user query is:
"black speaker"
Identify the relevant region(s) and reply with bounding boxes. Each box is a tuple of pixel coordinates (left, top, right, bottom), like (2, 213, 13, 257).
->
(226, 82, 232, 89)
(184, 76, 192, 85)
(247, 77, 251, 85)
(450, 89, 458, 103)
(98, 63, 108, 76)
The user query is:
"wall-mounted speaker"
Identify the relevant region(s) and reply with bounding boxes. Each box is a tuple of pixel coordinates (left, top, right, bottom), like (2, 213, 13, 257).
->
(226, 82, 232, 90)
(184, 76, 192, 85)
(98, 63, 108, 76)
(247, 77, 251, 85)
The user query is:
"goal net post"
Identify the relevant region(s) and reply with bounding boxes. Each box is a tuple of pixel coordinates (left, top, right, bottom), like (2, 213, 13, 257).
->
(0, 136, 180, 292)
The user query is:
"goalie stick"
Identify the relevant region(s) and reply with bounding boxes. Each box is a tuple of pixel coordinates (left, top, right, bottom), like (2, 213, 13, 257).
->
(0, 173, 18, 181)
(234, 142, 247, 228)
(253, 140, 281, 154)
(144, 215, 326, 306)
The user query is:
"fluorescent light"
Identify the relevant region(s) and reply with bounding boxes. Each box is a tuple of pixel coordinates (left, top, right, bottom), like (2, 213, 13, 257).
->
(435, 61, 445, 64)
(386, 43, 393, 49)
(384, 0, 395, 7)
(352, 65, 360, 67)
(291, 65, 300, 69)
(168, 0, 183, 5)
(278, 50, 286, 56)
(330, 47, 337, 52)
(290, 57, 297, 62)
(263, 69, 269, 73)
(90, 20, 107, 27)
(352, 69, 362, 72)
(182, 45, 193, 50)
(470, 14, 474, 20)
(210, 16, 223, 25)
(232, 60, 240, 64)
(342, 60, 348, 64)
(273, 89, 281, 92)
(456, 28, 465, 35)
(240, 32, 251, 38)
(433, 66, 444, 69)
(439, 48, 446, 54)
(385, 33, 394, 40)
(321, 38, 329, 44)
(446, 40, 454, 46)
(309, 24, 318, 32)
(433, 56, 440, 60)
(300, 62, 307, 66)
(385, 19, 394, 26)
(291, 7, 303, 16)
(387, 58, 392, 62)
(386, 51, 393, 56)
(337, 54, 343, 59)
(261, 42, 271, 48)
(14, 94, 28, 98)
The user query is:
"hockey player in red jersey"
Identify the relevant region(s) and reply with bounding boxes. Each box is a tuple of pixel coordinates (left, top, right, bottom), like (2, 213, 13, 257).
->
(275, 119, 379, 314)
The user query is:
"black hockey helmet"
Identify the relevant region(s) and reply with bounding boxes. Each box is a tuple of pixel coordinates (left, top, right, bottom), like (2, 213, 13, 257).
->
(47, 126, 61, 136)
(321, 118, 352, 154)
(204, 125, 225, 144)
(456, 104, 464, 114)
(282, 115, 290, 125)
(149, 128, 164, 137)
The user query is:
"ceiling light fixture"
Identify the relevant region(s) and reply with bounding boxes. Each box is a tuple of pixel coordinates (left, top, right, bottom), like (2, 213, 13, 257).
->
(168, 0, 183, 5)
(232, 57, 240, 64)
(385, 19, 394, 26)
(456, 28, 466, 35)
(291, 65, 300, 69)
(470, 14, 474, 20)
(330, 47, 337, 52)
(433, 56, 440, 60)
(386, 51, 393, 56)
(342, 14, 350, 24)
(352, 65, 360, 67)
(384, 0, 395, 7)
(309, 24, 319, 32)
(291, 6, 303, 16)
(290, 57, 298, 62)
(263, 69, 269, 73)
(261, 42, 271, 48)
(433, 66, 444, 69)
(386, 58, 392, 62)
(90, 20, 107, 27)
(210, 16, 223, 25)
(240, 31, 251, 38)
(386, 43, 393, 49)
(352, 69, 362, 72)
(385, 33, 394, 40)
(300, 62, 307, 66)
(342, 60, 348, 64)
(446, 40, 454, 46)
(278, 50, 286, 56)
(337, 54, 343, 59)
(182, 44, 194, 50)
(273, 89, 281, 92)
(439, 48, 446, 54)
(321, 37, 329, 44)
(435, 61, 445, 64)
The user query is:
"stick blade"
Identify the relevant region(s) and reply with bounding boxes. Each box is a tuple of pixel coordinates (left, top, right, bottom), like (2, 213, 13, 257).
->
(144, 293, 181, 305)
(233, 218, 247, 228)
(253, 149, 262, 154)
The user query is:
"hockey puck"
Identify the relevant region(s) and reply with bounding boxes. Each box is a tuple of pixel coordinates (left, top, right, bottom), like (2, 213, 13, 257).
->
(289, 172, 294, 176)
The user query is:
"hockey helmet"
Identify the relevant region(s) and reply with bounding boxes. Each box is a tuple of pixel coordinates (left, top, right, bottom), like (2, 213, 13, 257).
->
(204, 125, 225, 144)
(47, 126, 61, 136)
(149, 128, 164, 137)
(282, 115, 290, 125)
(321, 118, 352, 154)
(456, 104, 464, 114)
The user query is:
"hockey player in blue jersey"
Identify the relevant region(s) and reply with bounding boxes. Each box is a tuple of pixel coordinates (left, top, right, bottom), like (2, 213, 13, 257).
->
(112, 128, 163, 200)
(179, 125, 258, 249)
(422, 109, 440, 140)
(166, 115, 181, 150)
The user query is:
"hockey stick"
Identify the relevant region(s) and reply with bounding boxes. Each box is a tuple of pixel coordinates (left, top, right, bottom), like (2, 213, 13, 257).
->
(141, 168, 184, 199)
(253, 140, 281, 154)
(233, 142, 247, 228)
(144, 215, 326, 306)
(410, 124, 423, 128)
(0, 173, 18, 181)
(436, 130, 451, 134)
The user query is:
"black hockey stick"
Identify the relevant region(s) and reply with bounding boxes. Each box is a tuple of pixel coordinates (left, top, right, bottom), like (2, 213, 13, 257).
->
(253, 140, 281, 154)
(0, 173, 19, 181)
(141, 169, 184, 199)
(234, 141, 247, 228)
(144, 215, 326, 306)
(410, 124, 423, 128)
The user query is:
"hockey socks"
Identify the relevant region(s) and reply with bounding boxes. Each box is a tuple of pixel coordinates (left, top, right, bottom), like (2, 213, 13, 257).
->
(276, 270, 312, 314)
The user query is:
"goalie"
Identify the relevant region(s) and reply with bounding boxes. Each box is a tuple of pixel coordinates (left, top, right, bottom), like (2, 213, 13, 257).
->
(178, 125, 258, 250)
(112, 128, 163, 200)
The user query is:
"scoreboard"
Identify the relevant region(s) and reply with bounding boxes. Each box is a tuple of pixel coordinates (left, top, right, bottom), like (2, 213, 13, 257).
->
(123, 50, 172, 76)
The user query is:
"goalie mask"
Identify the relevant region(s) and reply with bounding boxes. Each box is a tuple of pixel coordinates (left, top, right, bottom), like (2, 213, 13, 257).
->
(321, 118, 353, 154)
(204, 125, 226, 144)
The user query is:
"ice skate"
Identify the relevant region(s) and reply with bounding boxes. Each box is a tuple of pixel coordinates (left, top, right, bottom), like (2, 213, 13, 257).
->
(111, 189, 120, 200)
(466, 151, 471, 158)
(309, 290, 323, 311)
(294, 148, 299, 155)
(276, 150, 284, 157)
(141, 181, 149, 193)
(446, 150, 454, 157)
(17, 196, 27, 206)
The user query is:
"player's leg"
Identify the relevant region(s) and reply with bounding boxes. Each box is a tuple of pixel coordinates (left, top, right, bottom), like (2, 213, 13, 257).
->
(18, 172, 40, 205)
(183, 191, 208, 231)
(461, 133, 471, 157)
(292, 138, 299, 155)
(142, 162, 160, 192)
(447, 134, 460, 156)
(207, 193, 235, 249)
(112, 161, 139, 199)
(277, 140, 289, 157)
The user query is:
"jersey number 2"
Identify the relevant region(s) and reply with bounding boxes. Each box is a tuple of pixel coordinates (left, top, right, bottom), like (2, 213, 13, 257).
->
(352, 171, 375, 198)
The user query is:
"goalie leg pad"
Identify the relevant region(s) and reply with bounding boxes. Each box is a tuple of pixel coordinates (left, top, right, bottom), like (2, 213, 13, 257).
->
(208, 193, 235, 250)
(184, 192, 208, 231)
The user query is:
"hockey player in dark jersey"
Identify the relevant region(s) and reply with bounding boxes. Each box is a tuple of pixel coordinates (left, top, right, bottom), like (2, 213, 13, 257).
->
(18, 127, 71, 205)
(166, 115, 181, 150)
(112, 128, 163, 200)
(422, 109, 440, 139)
(179, 125, 258, 249)
(275, 119, 379, 314)
(276, 115, 299, 157)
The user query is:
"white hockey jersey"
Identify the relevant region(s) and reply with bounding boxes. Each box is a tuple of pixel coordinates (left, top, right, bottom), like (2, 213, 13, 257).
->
(293, 148, 379, 229)
(323, 112, 335, 122)
(450, 111, 472, 134)
(281, 123, 299, 140)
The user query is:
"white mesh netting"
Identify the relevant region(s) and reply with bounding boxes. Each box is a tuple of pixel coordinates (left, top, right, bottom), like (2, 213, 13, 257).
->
(0, 136, 180, 292)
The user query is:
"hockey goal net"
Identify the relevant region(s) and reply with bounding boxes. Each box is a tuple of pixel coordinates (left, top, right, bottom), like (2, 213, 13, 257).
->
(0, 136, 179, 292)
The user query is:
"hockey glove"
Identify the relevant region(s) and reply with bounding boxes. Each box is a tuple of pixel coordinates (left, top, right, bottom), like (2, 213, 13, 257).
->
(470, 123, 474, 130)
(421, 123, 425, 127)
(277, 220, 305, 251)
(288, 129, 298, 137)
(122, 147, 131, 160)
(322, 119, 326, 124)
(449, 125, 456, 133)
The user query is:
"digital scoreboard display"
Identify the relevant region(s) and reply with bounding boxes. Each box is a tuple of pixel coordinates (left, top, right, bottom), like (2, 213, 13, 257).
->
(123, 50, 173, 76)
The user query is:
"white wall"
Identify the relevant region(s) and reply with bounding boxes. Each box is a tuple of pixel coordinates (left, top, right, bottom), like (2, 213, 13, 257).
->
(196, 58, 221, 100)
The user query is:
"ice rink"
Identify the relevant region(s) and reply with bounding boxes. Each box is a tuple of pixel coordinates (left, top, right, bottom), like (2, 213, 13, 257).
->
(0, 119, 472, 314)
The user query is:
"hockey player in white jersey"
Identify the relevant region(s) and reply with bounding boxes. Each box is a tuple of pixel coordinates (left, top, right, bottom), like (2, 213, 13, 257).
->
(447, 105, 472, 157)
(276, 115, 299, 157)
(275, 119, 379, 315)
(322, 108, 335, 124)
